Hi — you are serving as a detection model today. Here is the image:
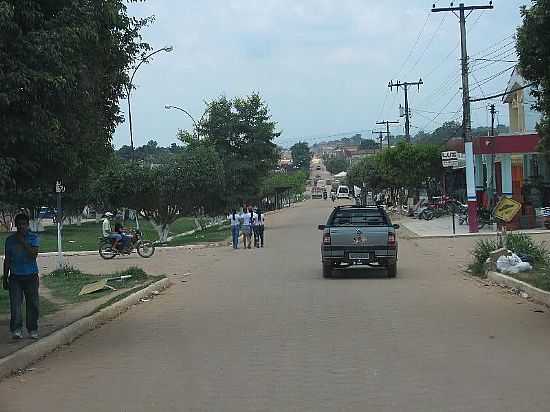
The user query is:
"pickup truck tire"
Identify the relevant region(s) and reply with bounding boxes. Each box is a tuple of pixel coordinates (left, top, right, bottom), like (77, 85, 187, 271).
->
(387, 263, 397, 278)
(322, 263, 333, 278)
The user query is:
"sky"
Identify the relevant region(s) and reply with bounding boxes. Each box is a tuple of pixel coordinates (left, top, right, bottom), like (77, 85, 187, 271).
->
(113, 0, 530, 149)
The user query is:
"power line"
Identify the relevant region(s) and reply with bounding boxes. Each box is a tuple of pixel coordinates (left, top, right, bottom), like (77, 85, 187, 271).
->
(394, 12, 432, 79)
(470, 64, 516, 88)
(470, 82, 536, 102)
(470, 35, 515, 58)
(419, 89, 461, 130)
(409, 14, 447, 74)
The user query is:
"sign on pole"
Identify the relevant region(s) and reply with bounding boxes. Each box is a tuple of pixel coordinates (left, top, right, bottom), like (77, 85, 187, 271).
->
(441, 151, 466, 169)
(494, 197, 522, 223)
(55, 180, 65, 270)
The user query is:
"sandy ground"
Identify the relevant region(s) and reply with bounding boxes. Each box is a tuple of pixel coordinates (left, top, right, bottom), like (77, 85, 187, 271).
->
(1, 199, 550, 412)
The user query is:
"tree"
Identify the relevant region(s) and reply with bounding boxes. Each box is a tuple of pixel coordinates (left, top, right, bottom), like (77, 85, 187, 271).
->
(290, 142, 311, 171)
(377, 142, 444, 196)
(347, 156, 387, 192)
(415, 121, 462, 145)
(0, 0, 151, 192)
(262, 171, 308, 197)
(92, 143, 224, 242)
(517, 0, 550, 159)
(359, 139, 378, 150)
(324, 157, 348, 175)
(192, 93, 281, 205)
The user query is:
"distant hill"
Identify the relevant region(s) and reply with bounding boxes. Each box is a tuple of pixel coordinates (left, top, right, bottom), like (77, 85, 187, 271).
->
(413, 121, 510, 146)
(310, 133, 380, 152)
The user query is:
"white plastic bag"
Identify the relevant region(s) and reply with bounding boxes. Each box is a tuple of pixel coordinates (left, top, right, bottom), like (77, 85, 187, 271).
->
(496, 252, 532, 275)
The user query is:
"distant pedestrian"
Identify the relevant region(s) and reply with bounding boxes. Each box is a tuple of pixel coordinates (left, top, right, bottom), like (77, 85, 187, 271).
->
(241, 207, 254, 249)
(2, 214, 40, 340)
(228, 209, 241, 249)
(255, 210, 265, 248)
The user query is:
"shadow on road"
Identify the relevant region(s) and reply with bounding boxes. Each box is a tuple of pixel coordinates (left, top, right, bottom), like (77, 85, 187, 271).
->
(329, 267, 390, 279)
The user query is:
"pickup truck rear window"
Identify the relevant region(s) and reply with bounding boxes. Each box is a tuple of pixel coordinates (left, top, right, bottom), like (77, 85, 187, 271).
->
(329, 209, 388, 226)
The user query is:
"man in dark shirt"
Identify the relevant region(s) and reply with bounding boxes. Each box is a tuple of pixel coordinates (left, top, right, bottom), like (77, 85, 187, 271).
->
(2, 214, 40, 340)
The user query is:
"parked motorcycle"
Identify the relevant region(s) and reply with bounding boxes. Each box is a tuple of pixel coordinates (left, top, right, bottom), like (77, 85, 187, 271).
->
(458, 206, 499, 229)
(98, 230, 155, 259)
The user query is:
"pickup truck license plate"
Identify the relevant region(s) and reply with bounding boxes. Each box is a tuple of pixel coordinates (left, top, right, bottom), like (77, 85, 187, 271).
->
(349, 253, 370, 260)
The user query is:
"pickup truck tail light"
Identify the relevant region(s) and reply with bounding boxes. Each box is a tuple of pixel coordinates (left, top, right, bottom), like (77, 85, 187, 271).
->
(323, 231, 331, 245)
(388, 232, 396, 246)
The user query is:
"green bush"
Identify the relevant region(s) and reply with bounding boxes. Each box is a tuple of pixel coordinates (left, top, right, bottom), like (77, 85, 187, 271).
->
(469, 239, 499, 276)
(504, 233, 549, 266)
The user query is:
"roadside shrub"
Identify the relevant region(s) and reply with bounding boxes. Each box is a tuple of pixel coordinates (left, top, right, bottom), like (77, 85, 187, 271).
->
(48, 265, 86, 279)
(504, 233, 549, 267)
(469, 239, 498, 276)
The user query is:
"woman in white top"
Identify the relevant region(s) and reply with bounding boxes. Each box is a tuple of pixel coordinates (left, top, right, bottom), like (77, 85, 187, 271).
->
(228, 209, 241, 249)
(253, 209, 265, 248)
(241, 207, 254, 249)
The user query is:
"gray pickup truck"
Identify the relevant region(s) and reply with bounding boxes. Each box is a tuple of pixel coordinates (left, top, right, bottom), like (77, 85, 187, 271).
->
(318, 205, 399, 278)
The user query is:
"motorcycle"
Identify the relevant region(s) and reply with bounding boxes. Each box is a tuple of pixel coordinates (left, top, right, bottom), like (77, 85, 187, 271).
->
(458, 206, 499, 229)
(323, 191, 328, 200)
(98, 229, 155, 259)
(331, 193, 336, 202)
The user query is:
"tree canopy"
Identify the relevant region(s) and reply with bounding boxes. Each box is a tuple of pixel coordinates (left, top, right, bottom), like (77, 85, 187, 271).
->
(347, 143, 443, 194)
(190, 93, 281, 205)
(0, 0, 151, 192)
(517, 0, 550, 158)
(290, 142, 311, 171)
(323, 157, 348, 175)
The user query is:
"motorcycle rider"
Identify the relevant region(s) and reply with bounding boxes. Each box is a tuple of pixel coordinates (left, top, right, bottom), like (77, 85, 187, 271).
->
(102, 212, 122, 250)
(114, 222, 132, 253)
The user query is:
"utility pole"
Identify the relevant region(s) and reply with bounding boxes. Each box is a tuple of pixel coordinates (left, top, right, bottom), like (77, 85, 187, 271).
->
(489, 103, 496, 137)
(488, 103, 497, 208)
(388, 79, 423, 142)
(432, 2, 494, 233)
(372, 131, 385, 151)
(376, 120, 400, 148)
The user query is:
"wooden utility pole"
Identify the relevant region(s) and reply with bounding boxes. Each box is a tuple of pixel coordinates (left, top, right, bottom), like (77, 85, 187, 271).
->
(388, 80, 423, 142)
(372, 131, 385, 151)
(376, 120, 400, 148)
(432, 2, 494, 233)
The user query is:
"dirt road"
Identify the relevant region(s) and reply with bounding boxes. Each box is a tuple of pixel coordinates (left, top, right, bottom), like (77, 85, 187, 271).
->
(2, 200, 550, 412)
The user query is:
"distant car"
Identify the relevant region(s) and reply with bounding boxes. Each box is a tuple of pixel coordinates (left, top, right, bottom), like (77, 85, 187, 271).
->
(337, 185, 350, 199)
(318, 205, 399, 278)
(316, 165, 321, 170)
(311, 187, 323, 199)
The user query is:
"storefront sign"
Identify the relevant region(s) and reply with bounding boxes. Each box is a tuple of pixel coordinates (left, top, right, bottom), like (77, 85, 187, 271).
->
(441, 151, 465, 169)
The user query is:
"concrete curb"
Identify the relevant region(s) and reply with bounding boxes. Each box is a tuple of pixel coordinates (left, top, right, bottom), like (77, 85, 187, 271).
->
(405, 229, 550, 240)
(0, 277, 172, 380)
(486, 270, 550, 307)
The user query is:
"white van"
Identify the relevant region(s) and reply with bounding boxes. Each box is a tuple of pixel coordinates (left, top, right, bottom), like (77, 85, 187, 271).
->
(336, 185, 350, 199)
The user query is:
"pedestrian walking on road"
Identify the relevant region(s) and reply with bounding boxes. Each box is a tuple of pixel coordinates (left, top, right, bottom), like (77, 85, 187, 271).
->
(228, 209, 241, 249)
(2, 214, 41, 340)
(255, 210, 265, 248)
(241, 207, 254, 249)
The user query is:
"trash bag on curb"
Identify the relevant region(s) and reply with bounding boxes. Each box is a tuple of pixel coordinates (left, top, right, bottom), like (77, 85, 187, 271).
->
(496, 252, 533, 275)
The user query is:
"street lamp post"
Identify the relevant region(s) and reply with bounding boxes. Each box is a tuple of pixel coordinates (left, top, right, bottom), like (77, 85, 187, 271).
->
(165, 105, 202, 139)
(126, 46, 173, 160)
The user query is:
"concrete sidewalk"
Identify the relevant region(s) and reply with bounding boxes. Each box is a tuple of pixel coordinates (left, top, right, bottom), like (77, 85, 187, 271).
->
(400, 215, 550, 238)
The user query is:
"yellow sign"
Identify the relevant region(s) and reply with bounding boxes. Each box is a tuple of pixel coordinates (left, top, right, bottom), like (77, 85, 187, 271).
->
(494, 197, 522, 223)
